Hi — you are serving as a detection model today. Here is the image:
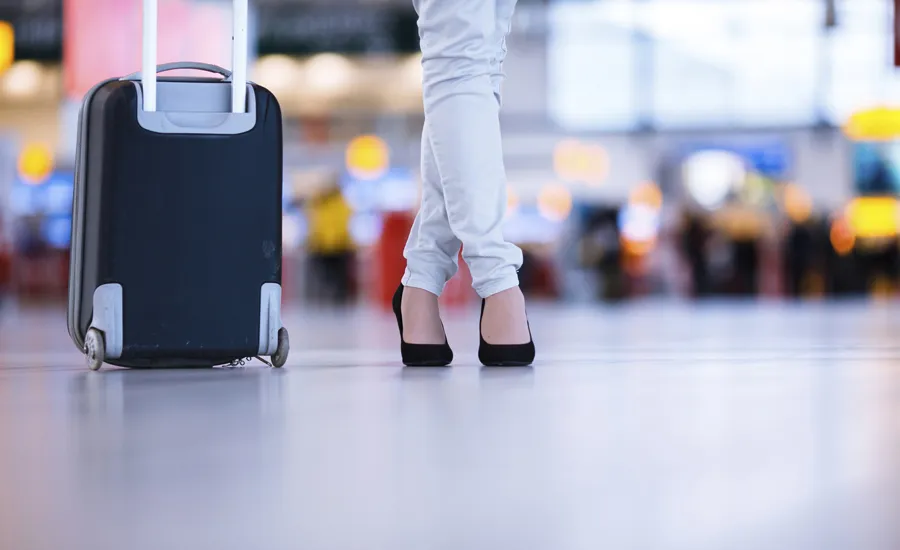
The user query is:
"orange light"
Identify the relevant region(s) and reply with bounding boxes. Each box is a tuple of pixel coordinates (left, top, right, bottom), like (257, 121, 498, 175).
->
(537, 183, 573, 222)
(830, 217, 855, 256)
(845, 197, 898, 238)
(783, 183, 812, 224)
(17, 143, 53, 185)
(553, 140, 609, 186)
(628, 181, 663, 211)
(0, 21, 13, 76)
(622, 236, 656, 257)
(345, 135, 389, 180)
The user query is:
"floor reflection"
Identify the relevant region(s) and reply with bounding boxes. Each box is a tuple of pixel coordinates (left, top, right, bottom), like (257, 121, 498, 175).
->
(0, 302, 898, 549)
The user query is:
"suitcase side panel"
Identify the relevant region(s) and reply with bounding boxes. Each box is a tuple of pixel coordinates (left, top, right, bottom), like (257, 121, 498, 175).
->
(68, 79, 118, 351)
(74, 81, 283, 366)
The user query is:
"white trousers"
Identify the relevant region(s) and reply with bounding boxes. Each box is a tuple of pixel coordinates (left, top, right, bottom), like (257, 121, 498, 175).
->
(402, 0, 523, 299)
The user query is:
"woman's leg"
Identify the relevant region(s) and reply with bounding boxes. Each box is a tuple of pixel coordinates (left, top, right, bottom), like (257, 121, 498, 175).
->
(400, 0, 529, 345)
(401, 0, 515, 295)
(415, 0, 530, 345)
(402, 121, 462, 297)
(400, 122, 461, 344)
(478, 0, 531, 346)
(415, 0, 522, 298)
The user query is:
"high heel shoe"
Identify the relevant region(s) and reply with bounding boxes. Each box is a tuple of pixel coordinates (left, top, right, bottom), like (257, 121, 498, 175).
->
(478, 299, 535, 367)
(392, 284, 453, 367)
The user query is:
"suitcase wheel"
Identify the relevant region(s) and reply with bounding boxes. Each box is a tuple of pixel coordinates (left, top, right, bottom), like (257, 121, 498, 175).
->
(271, 327, 289, 368)
(84, 328, 106, 371)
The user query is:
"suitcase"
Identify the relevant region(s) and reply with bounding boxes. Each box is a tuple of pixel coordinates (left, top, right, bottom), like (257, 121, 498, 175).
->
(67, 0, 289, 371)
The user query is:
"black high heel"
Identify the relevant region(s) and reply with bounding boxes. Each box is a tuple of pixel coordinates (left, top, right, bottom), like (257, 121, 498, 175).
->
(478, 299, 535, 367)
(392, 284, 453, 367)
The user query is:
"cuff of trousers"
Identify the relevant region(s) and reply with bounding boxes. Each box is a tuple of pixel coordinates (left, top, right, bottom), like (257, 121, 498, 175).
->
(474, 272, 520, 299)
(402, 270, 445, 298)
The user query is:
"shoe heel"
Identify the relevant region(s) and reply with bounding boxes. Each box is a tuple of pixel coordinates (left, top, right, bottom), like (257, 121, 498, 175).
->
(477, 299, 535, 367)
(393, 285, 453, 367)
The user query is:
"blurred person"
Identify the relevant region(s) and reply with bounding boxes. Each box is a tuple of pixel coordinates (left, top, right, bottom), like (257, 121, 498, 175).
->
(682, 213, 710, 297)
(519, 246, 558, 299)
(860, 240, 900, 296)
(395, 0, 535, 366)
(733, 236, 760, 296)
(581, 207, 625, 302)
(305, 183, 355, 304)
(784, 219, 815, 298)
(12, 214, 53, 299)
(14, 214, 47, 259)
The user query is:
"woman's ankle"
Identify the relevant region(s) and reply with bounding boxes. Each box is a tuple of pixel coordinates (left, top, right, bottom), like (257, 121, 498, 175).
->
(400, 286, 447, 345)
(481, 287, 531, 345)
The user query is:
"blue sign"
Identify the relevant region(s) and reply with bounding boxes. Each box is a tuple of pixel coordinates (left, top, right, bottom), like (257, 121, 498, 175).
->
(680, 141, 791, 178)
(10, 170, 74, 216)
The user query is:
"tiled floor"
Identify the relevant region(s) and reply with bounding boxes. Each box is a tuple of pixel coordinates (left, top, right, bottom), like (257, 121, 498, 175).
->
(1, 300, 899, 550)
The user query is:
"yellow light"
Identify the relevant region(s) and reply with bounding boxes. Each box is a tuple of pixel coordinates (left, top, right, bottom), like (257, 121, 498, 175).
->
(345, 135, 389, 180)
(783, 183, 812, 224)
(628, 181, 663, 211)
(845, 197, 899, 238)
(537, 183, 573, 222)
(0, 22, 13, 76)
(830, 217, 855, 256)
(17, 142, 53, 185)
(844, 107, 900, 142)
(553, 139, 608, 186)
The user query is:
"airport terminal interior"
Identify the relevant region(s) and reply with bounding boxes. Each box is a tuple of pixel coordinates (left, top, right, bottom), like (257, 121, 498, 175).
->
(1, 0, 900, 548)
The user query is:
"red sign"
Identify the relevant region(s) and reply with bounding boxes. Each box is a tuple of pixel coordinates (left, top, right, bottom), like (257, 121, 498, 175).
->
(63, 0, 231, 99)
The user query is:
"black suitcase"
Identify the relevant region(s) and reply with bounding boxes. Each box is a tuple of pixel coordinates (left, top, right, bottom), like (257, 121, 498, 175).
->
(67, 0, 289, 370)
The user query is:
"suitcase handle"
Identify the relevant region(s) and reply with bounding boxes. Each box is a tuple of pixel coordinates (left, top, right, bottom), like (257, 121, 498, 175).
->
(141, 0, 247, 114)
(124, 62, 233, 82)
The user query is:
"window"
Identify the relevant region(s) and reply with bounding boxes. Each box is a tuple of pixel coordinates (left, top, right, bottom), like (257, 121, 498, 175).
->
(547, 0, 896, 130)
(825, 0, 899, 124)
(547, 2, 640, 130)
(648, 0, 820, 128)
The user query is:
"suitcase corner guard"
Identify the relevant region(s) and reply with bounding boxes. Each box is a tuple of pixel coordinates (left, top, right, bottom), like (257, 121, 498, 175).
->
(91, 283, 124, 359)
(259, 283, 282, 356)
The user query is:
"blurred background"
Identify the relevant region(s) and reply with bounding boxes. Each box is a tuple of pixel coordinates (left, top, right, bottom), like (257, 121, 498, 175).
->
(0, 0, 897, 309)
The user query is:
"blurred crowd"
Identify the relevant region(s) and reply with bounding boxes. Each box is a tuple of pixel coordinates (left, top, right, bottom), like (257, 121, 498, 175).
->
(5, 177, 900, 308)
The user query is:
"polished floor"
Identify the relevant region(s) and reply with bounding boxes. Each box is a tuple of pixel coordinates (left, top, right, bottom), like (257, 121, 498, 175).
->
(1, 300, 899, 550)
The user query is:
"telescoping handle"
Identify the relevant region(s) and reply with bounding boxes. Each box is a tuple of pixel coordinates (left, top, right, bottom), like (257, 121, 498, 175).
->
(141, 0, 248, 114)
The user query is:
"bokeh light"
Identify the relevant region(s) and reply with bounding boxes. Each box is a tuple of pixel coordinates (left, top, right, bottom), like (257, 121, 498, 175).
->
(783, 183, 813, 224)
(830, 216, 855, 256)
(682, 150, 745, 210)
(0, 21, 13, 76)
(305, 53, 355, 96)
(3, 61, 43, 99)
(253, 55, 301, 97)
(621, 181, 663, 256)
(18, 142, 53, 185)
(628, 181, 663, 210)
(553, 139, 609, 186)
(845, 197, 898, 239)
(844, 107, 900, 142)
(345, 135, 390, 181)
(537, 183, 573, 222)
